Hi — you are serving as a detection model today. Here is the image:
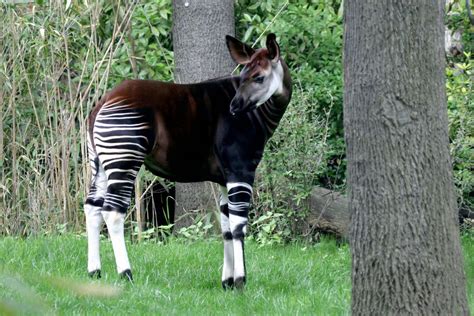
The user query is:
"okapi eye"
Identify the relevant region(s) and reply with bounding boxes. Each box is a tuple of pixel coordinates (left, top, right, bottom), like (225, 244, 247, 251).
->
(254, 76, 265, 84)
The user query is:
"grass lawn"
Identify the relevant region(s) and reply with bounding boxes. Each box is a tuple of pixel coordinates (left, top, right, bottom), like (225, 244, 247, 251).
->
(0, 233, 472, 315)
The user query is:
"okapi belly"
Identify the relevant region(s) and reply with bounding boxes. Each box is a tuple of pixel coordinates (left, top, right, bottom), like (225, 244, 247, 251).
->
(143, 152, 224, 184)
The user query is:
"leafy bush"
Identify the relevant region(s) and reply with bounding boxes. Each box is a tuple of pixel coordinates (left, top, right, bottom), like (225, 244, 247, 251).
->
(234, 0, 345, 243)
(236, 0, 345, 193)
(445, 2, 474, 212)
(445, 0, 474, 54)
(251, 86, 333, 244)
(96, 1, 174, 85)
(447, 53, 473, 212)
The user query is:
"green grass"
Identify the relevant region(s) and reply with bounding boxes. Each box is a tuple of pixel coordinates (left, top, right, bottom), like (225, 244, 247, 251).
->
(463, 231, 474, 313)
(0, 235, 350, 315)
(0, 233, 473, 315)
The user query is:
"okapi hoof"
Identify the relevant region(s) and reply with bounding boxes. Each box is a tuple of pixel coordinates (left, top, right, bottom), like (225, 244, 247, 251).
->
(222, 278, 234, 290)
(233, 277, 246, 290)
(88, 269, 101, 279)
(120, 269, 133, 282)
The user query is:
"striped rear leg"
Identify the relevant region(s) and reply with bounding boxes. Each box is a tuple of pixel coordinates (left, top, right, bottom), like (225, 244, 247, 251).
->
(227, 182, 253, 289)
(94, 105, 152, 281)
(84, 135, 107, 278)
(219, 186, 234, 289)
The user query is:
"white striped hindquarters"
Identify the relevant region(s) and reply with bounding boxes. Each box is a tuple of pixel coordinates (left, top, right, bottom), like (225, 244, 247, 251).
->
(93, 101, 151, 213)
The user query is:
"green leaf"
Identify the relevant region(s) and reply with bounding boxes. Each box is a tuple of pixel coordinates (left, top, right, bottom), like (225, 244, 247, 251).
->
(159, 10, 168, 19)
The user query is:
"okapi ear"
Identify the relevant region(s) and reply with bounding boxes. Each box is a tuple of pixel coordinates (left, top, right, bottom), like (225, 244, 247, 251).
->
(266, 33, 280, 62)
(226, 35, 255, 65)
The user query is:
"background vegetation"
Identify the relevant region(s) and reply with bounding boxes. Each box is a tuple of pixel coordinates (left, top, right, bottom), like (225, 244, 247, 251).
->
(0, 0, 472, 240)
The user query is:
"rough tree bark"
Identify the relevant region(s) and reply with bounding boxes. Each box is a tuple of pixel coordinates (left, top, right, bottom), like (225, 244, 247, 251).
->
(344, 1, 470, 314)
(172, 0, 235, 228)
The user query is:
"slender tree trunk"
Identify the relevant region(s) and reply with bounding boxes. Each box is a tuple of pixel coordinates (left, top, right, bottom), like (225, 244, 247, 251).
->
(172, 0, 235, 228)
(344, 1, 470, 314)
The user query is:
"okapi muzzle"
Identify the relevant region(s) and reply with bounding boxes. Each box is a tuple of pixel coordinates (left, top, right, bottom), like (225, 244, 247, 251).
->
(229, 93, 256, 116)
(84, 33, 292, 290)
(227, 33, 284, 116)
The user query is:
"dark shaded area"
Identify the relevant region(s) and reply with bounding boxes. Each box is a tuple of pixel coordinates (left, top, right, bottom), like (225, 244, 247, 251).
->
(143, 181, 176, 235)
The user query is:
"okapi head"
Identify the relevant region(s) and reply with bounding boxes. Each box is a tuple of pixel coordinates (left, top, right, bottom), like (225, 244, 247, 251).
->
(226, 33, 284, 115)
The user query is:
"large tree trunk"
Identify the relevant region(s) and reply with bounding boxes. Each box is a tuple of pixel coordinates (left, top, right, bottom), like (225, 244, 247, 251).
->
(172, 0, 235, 229)
(344, 1, 469, 314)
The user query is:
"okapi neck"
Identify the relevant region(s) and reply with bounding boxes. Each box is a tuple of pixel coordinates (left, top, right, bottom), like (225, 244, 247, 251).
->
(269, 59, 292, 111)
(255, 59, 292, 138)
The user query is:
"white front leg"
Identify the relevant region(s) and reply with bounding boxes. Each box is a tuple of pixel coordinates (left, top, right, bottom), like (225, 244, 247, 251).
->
(219, 186, 234, 289)
(227, 182, 252, 289)
(102, 211, 132, 279)
(232, 238, 245, 285)
(219, 186, 234, 288)
(229, 216, 247, 287)
(222, 238, 234, 284)
(85, 204, 103, 275)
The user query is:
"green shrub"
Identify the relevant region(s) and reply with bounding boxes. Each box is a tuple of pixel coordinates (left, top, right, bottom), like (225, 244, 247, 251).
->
(236, 0, 346, 193)
(251, 86, 333, 244)
(447, 53, 473, 212)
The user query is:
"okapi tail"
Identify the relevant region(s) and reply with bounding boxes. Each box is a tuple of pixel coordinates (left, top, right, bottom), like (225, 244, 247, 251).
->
(87, 94, 110, 149)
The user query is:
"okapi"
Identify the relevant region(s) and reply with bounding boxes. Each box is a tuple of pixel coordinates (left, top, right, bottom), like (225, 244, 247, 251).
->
(84, 33, 292, 289)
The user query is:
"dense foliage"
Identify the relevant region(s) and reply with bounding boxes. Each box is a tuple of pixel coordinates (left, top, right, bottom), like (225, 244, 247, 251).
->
(445, 1, 474, 217)
(0, 0, 471, 239)
(235, 0, 345, 243)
